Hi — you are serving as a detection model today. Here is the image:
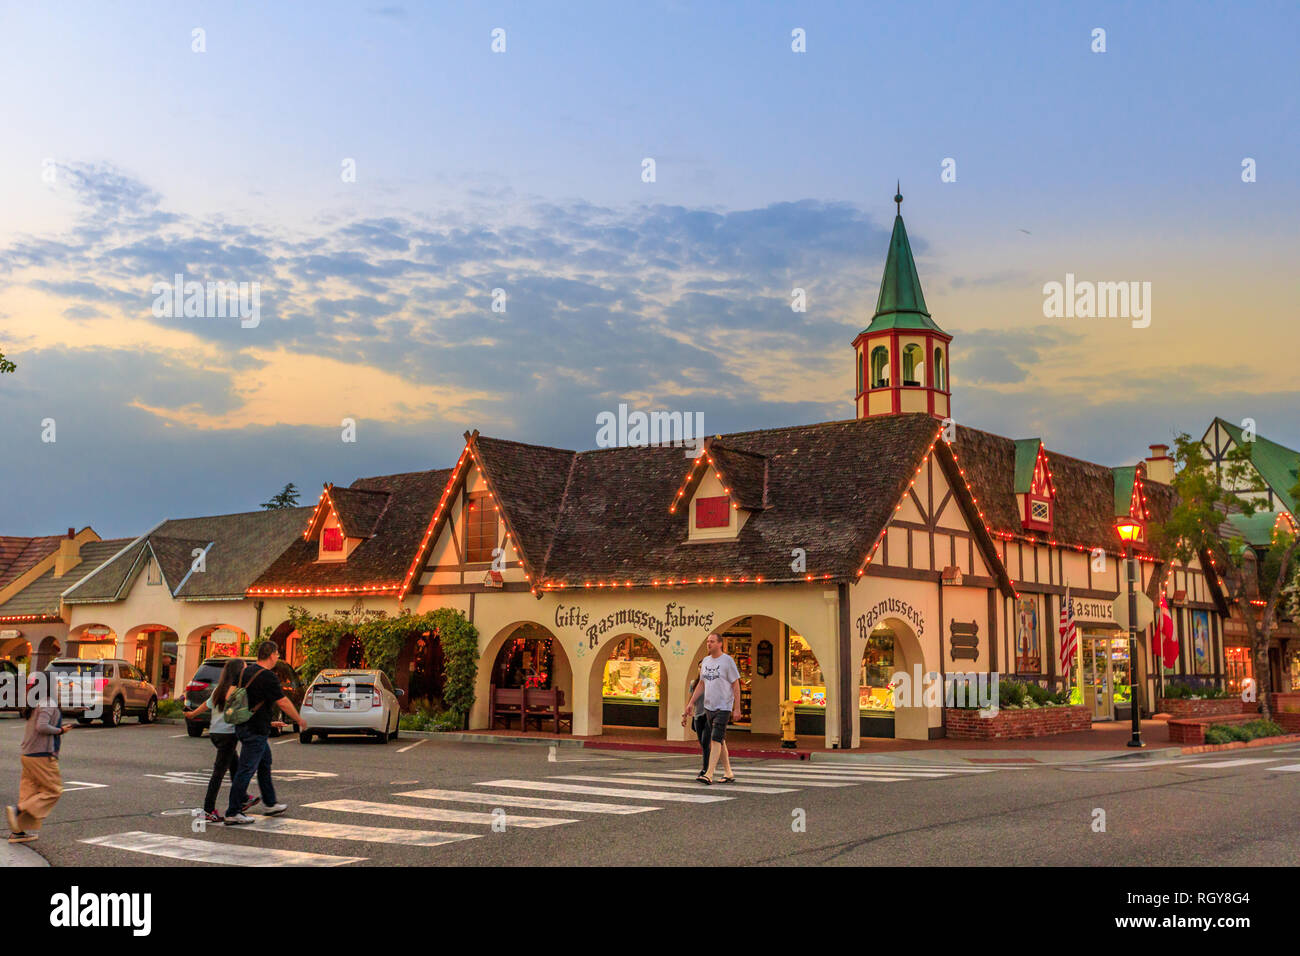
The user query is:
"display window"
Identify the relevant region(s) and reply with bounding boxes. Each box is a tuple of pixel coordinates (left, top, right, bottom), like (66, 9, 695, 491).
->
(76, 641, 115, 661)
(602, 636, 660, 702)
(788, 629, 825, 710)
(859, 627, 896, 713)
(1225, 646, 1252, 695)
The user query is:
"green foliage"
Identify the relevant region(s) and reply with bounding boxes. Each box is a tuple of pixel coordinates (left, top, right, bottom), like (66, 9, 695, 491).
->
(261, 482, 301, 509)
(1162, 679, 1229, 700)
(1203, 719, 1284, 746)
(157, 698, 184, 718)
(290, 605, 479, 727)
(0, 349, 14, 374)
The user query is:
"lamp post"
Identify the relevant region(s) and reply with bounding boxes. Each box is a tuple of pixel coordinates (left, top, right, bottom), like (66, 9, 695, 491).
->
(1116, 517, 1144, 748)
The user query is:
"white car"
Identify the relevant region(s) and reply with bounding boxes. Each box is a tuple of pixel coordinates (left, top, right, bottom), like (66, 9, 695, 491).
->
(299, 669, 403, 744)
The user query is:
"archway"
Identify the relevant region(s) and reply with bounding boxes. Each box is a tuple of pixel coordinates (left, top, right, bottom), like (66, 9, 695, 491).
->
(179, 624, 251, 692)
(335, 633, 366, 669)
(35, 635, 61, 670)
(590, 634, 667, 731)
(266, 620, 302, 667)
(395, 627, 446, 709)
(124, 624, 178, 697)
(865, 616, 927, 741)
(0, 637, 31, 666)
(66, 624, 114, 661)
(474, 621, 573, 730)
(689, 615, 827, 739)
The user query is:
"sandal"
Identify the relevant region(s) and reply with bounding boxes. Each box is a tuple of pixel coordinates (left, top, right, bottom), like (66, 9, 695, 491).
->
(720, 775, 736, 783)
(699, 775, 713, 785)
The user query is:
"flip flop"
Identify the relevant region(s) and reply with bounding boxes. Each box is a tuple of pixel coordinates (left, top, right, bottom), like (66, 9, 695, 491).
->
(720, 776, 736, 783)
(699, 775, 713, 785)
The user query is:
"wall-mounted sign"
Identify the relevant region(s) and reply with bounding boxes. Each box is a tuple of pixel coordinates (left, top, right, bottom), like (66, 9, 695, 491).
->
(950, 620, 980, 661)
(755, 639, 773, 677)
(1071, 598, 1119, 625)
(554, 602, 716, 649)
(856, 598, 926, 639)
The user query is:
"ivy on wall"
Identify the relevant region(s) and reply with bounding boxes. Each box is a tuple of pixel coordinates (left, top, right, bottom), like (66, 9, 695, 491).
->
(286, 605, 480, 728)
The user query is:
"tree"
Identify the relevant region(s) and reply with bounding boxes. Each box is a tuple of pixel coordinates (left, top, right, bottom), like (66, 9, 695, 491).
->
(260, 482, 300, 509)
(1152, 433, 1300, 720)
(0, 349, 14, 374)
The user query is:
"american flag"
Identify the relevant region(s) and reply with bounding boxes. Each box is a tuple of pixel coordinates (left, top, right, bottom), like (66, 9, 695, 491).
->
(1058, 586, 1078, 673)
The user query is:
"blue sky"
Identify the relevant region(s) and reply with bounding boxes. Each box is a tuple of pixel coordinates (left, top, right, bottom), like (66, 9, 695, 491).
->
(1, 0, 1297, 536)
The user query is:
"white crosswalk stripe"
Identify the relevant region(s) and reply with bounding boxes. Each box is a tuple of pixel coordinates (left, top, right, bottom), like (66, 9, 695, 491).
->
(666, 767, 913, 783)
(305, 798, 576, 827)
(395, 787, 660, 813)
(246, 816, 481, 846)
(81, 830, 364, 867)
(1177, 758, 1282, 768)
(685, 766, 955, 779)
(556, 774, 797, 794)
(478, 779, 731, 803)
(622, 770, 860, 787)
(1275, 764, 1300, 772)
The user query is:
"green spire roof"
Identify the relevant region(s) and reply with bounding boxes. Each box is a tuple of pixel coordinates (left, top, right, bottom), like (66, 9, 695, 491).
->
(1213, 417, 1300, 514)
(860, 188, 947, 336)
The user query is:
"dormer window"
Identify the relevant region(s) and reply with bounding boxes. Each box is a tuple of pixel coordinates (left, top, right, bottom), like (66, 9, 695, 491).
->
(1016, 440, 1056, 533)
(322, 527, 344, 552)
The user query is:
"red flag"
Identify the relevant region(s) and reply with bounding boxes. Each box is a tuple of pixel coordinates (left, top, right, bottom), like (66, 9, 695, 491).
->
(1159, 591, 1178, 668)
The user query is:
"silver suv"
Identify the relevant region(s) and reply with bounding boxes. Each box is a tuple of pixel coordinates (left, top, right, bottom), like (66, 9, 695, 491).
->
(45, 658, 159, 726)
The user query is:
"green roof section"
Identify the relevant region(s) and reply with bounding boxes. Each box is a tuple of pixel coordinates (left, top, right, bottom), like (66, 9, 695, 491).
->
(858, 190, 947, 337)
(1112, 466, 1137, 517)
(1012, 439, 1042, 493)
(1214, 417, 1299, 513)
(1226, 511, 1291, 547)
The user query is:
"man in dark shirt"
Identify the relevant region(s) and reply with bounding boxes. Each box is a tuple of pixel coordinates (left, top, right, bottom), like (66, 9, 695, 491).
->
(224, 642, 306, 826)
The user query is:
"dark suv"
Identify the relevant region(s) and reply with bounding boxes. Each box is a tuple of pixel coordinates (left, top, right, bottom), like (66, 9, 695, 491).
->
(183, 657, 304, 737)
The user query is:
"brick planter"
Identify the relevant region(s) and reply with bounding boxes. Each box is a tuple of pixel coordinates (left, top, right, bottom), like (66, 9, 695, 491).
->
(1157, 698, 1241, 718)
(944, 705, 1091, 740)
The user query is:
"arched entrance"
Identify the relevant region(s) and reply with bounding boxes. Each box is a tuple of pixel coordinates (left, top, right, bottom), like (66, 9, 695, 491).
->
(0, 637, 31, 667)
(690, 615, 826, 739)
(335, 633, 366, 669)
(66, 624, 113, 661)
(266, 620, 302, 667)
(863, 616, 927, 741)
(591, 634, 667, 730)
(124, 624, 178, 698)
(396, 628, 445, 708)
(474, 621, 573, 731)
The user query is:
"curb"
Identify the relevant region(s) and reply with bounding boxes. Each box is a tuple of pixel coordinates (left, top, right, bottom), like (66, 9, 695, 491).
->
(582, 740, 810, 761)
(0, 841, 50, 868)
(1178, 733, 1300, 756)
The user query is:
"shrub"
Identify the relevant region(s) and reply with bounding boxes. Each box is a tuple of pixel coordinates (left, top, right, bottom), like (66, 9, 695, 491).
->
(1203, 719, 1284, 745)
(1163, 678, 1229, 700)
(157, 698, 184, 718)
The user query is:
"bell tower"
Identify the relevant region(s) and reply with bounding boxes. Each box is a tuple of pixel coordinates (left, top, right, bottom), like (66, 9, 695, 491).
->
(853, 186, 952, 421)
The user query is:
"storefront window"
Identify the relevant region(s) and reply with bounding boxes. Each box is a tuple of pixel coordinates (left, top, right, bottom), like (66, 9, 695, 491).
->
(859, 628, 895, 713)
(602, 636, 660, 702)
(1110, 637, 1131, 704)
(77, 642, 115, 661)
(1225, 646, 1252, 695)
(788, 630, 825, 709)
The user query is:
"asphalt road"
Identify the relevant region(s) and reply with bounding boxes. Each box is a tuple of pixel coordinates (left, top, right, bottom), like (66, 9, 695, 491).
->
(3, 716, 1300, 867)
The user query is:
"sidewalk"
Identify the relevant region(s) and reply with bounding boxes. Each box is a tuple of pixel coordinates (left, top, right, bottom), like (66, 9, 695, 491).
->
(405, 718, 1179, 765)
(0, 840, 49, 868)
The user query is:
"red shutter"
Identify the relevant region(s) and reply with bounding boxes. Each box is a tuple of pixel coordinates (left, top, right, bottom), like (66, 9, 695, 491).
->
(695, 496, 731, 529)
(322, 527, 344, 551)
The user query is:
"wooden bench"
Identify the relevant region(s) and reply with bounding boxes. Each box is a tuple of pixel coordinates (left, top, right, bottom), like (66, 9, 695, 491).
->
(490, 686, 572, 734)
(1167, 713, 1258, 745)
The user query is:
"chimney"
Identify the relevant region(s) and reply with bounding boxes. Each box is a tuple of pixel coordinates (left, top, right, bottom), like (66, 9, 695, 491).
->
(1145, 443, 1174, 485)
(54, 528, 81, 578)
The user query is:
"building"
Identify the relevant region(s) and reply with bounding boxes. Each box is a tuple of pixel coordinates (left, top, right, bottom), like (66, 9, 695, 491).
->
(61, 509, 309, 695)
(244, 193, 1228, 746)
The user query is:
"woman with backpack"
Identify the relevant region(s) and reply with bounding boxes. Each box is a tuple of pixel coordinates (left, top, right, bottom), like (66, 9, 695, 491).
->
(184, 659, 252, 824)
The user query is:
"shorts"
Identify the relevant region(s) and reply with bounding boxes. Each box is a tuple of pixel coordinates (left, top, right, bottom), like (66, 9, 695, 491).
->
(704, 709, 731, 743)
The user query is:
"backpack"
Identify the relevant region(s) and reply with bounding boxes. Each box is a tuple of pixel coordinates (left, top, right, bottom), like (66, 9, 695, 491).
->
(222, 666, 266, 727)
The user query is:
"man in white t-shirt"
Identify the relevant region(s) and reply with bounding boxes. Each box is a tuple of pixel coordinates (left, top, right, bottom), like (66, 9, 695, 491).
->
(682, 633, 740, 784)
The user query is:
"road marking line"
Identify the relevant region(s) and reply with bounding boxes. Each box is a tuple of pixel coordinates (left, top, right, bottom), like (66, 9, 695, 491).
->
(272, 738, 296, 746)
(81, 830, 363, 867)
(61, 781, 109, 793)
(304, 798, 575, 828)
(623, 771, 857, 788)
(397, 739, 426, 753)
(1271, 764, 1300, 772)
(246, 816, 480, 846)
(720, 766, 956, 778)
(480, 779, 730, 803)
(170, 734, 188, 738)
(396, 788, 659, 814)
(1179, 758, 1282, 768)
(558, 774, 796, 794)
(665, 769, 912, 783)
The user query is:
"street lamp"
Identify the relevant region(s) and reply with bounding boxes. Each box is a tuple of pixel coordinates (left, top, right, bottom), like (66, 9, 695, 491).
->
(1115, 517, 1144, 748)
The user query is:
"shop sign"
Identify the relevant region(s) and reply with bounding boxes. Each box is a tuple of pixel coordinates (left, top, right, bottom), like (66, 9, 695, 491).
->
(554, 602, 716, 648)
(856, 598, 925, 639)
(0, 629, 21, 640)
(332, 600, 387, 621)
(1072, 597, 1119, 625)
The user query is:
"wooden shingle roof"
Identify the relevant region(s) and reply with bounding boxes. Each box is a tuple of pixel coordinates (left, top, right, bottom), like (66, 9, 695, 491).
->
(0, 535, 64, 591)
(0, 539, 132, 619)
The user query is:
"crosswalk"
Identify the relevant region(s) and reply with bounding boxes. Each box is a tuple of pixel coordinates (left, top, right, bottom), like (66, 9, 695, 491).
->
(1059, 755, 1300, 773)
(77, 757, 1004, 866)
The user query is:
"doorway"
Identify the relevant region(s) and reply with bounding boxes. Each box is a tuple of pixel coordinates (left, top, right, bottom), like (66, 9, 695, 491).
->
(1080, 634, 1129, 721)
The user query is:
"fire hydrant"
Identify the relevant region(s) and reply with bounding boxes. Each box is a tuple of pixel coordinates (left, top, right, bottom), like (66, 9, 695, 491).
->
(779, 700, 798, 748)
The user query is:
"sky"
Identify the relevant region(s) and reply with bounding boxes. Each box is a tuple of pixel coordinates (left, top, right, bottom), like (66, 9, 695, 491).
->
(1, 0, 1297, 537)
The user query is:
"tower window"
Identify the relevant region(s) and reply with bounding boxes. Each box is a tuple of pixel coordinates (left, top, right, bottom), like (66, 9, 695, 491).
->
(857, 351, 864, 394)
(902, 344, 924, 387)
(934, 348, 946, 391)
(870, 346, 889, 388)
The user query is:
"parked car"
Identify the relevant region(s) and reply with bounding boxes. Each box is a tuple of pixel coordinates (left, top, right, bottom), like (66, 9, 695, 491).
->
(299, 669, 402, 744)
(46, 658, 158, 726)
(183, 657, 304, 737)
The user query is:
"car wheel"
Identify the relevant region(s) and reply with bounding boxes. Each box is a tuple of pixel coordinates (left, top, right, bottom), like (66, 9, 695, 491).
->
(299, 731, 313, 744)
(186, 721, 204, 738)
(140, 698, 158, 724)
(374, 729, 389, 744)
(103, 698, 123, 727)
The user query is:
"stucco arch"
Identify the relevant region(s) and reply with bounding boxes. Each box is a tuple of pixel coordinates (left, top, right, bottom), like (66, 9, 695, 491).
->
(586, 631, 669, 735)
(470, 620, 572, 731)
(855, 615, 930, 741)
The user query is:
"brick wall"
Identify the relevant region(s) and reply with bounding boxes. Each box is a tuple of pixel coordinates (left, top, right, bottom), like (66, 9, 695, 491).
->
(944, 705, 1091, 740)
(1158, 698, 1242, 718)
(1168, 713, 1258, 745)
